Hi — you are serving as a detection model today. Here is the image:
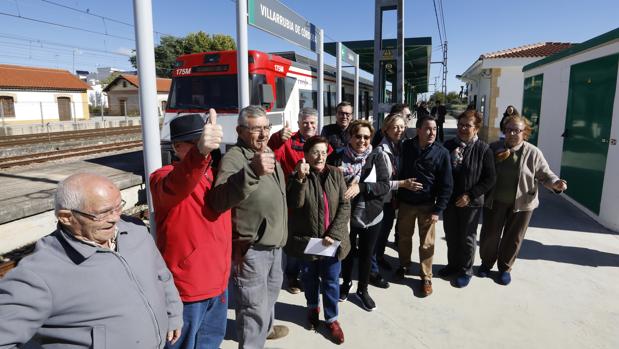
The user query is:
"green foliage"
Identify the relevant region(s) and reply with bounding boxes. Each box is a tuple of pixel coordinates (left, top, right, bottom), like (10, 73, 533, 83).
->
(129, 31, 236, 78)
(430, 91, 463, 104)
(100, 72, 123, 86)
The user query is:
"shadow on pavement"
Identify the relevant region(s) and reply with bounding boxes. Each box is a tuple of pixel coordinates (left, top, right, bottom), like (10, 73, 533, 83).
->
(85, 150, 144, 176)
(518, 239, 619, 267)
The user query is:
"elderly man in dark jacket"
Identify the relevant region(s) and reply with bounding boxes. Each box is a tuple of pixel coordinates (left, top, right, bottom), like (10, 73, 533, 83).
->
(396, 115, 453, 297)
(0, 173, 183, 349)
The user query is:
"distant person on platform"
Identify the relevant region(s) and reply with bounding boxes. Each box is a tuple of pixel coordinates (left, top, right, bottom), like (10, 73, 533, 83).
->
(208, 105, 289, 349)
(499, 105, 519, 140)
(416, 101, 430, 118)
(150, 110, 232, 349)
(322, 101, 353, 155)
(268, 107, 331, 294)
(431, 100, 448, 142)
(0, 173, 183, 349)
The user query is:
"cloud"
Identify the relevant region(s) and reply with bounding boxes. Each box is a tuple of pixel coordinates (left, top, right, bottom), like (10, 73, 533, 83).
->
(114, 47, 135, 56)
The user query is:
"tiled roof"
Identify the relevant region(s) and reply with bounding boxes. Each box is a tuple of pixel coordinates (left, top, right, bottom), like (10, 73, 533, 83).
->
(107, 74, 171, 93)
(0, 64, 90, 91)
(481, 42, 573, 59)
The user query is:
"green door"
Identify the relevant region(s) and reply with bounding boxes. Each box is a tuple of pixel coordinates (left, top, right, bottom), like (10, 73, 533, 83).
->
(561, 54, 618, 214)
(522, 74, 544, 145)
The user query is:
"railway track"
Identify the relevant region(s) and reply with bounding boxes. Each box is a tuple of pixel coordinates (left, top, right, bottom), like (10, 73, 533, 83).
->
(0, 126, 142, 148)
(0, 140, 143, 169)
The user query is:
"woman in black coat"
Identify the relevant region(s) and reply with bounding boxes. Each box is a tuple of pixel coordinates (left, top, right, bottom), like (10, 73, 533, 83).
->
(441, 109, 496, 287)
(327, 119, 390, 312)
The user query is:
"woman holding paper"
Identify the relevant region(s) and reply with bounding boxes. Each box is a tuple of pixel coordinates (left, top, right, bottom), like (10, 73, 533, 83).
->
(286, 136, 350, 344)
(327, 119, 391, 312)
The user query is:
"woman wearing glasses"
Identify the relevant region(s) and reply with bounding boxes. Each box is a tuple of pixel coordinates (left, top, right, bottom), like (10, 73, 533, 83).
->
(328, 119, 390, 312)
(479, 115, 567, 285)
(286, 136, 350, 344)
(440, 110, 495, 288)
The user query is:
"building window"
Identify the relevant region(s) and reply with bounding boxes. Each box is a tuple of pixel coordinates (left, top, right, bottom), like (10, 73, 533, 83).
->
(0, 96, 15, 117)
(122, 81, 127, 88)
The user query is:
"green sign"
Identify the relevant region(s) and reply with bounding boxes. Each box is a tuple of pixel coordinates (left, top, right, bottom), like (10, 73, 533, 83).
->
(248, 0, 318, 52)
(341, 44, 357, 65)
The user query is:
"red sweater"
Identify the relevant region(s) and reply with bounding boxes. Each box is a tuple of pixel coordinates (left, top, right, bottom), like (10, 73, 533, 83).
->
(150, 146, 232, 302)
(268, 131, 332, 179)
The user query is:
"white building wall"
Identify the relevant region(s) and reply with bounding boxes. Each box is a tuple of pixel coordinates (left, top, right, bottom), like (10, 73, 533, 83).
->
(494, 66, 525, 128)
(525, 40, 619, 231)
(0, 90, 88, 122)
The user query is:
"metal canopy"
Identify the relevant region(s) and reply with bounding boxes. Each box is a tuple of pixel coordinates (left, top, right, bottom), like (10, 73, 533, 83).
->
(325, 37, 432, 93)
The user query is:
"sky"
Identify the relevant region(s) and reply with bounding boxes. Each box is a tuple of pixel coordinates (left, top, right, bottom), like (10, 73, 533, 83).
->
(1, 0, 618, 98)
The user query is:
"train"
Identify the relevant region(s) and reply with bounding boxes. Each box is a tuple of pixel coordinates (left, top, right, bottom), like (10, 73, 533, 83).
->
(161, 49, 374, 163)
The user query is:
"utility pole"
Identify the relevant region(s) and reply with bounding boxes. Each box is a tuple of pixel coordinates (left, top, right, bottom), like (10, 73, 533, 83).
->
(442, 41, 448, 98)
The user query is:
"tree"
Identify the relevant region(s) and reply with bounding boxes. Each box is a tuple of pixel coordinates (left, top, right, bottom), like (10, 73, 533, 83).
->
(129, 31, 236, 78)
(429, 91, 463, 104)
(100, 71, 123, 86)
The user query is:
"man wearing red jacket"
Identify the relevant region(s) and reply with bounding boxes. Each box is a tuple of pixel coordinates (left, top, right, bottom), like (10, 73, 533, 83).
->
(150, 110, 231, 349)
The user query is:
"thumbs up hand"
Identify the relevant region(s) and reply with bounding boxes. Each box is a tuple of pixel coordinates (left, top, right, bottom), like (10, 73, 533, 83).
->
(295, 158, 310, 180)
(280, 120, 292, 142)
(198, 108, 223, 156)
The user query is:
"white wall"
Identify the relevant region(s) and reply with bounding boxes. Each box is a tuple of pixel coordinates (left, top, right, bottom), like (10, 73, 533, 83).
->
(525, 40, 619, 230)
(494, 66, 525, 128)
(0, 90, 88, 122)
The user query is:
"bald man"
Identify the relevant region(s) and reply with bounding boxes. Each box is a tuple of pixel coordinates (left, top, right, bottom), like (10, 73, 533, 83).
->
(0, 173, 183, 349)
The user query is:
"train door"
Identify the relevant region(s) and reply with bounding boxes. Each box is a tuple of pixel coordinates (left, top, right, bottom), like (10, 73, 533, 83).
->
(57, 97, 72, 121)
(560, 54, 618, 214)
(522, 74, 544, 145)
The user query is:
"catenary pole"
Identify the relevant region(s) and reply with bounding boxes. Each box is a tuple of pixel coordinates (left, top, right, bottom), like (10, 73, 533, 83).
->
(132, 0, 161, 237)
(336, 42, 342, 104)
(236, 0, 250, 108)
(317, 28, 324, 133)
(354, 53, 360, 119)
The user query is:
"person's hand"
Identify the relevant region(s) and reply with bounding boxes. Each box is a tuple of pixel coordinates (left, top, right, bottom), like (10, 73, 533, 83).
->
(167, 329, 181, 345)
(322, 236, 334, 246)
(344, 183, 360, 200)
(400, 178, 423, 192)
(552, 179, 568, 192)
(295, 158, 310, 180)
(197, 108, 223, 156)
(427, 214, 439, 224)
(455, 194, 471, 207)
(250, 152, 276, 176)
(280, 120, 292, 142)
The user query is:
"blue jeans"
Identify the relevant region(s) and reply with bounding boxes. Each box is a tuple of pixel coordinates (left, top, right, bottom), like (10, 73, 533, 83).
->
(285, 252, 301, 280)
(301, 257, 341, 323)
(165, 289, 228, 349)
(371, 203, 396, 274)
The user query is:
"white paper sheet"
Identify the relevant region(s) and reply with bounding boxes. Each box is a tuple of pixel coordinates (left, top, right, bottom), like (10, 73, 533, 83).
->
(303, 238, 341, 257)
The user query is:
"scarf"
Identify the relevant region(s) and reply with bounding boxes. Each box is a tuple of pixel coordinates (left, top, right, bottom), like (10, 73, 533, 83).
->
(451, 135, 478, 169)
(340, 144, 372, 184)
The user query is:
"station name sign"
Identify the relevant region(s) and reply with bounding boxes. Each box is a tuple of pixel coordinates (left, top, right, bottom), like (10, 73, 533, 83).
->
(341, 44, 357, 65)
(248, 0, 318, 52)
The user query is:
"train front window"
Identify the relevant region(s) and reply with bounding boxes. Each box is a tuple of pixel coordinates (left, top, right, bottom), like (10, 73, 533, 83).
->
(169, 75, 238, 110)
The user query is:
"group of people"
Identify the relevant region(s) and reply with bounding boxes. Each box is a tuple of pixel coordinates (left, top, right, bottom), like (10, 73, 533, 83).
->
(0, 101, 567, 349)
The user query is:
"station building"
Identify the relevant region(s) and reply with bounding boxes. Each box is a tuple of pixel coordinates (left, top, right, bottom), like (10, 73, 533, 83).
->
(522, 27, 619, 231)
(0, 64, 90, 124)
(103, 74, 171, 117)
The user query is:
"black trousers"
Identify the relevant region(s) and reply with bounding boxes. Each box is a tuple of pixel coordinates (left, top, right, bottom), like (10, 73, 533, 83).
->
(443, 203, 482, 276)
(437, 122, 445, 142)
(342, 222, 382, 291)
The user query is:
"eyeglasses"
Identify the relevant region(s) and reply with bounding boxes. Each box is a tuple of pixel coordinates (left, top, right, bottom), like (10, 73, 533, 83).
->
(71, 200, 126, 221)
(354, 134, 371, 140)
(240, 124, 272, 134)
(308, 150, 328, 157)
(505, 128, 524, 135)
(337, 111, 353, 118)
(458, 123, 475, 129)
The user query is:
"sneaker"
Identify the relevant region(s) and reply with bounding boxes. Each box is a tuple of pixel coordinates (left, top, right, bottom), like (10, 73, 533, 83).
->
(266, 325, 289, 340)
(498, 271, 512, 285)
(307, 307, 320, 330)
(327, 320, 345, 344)
(395, 266, 408, 279)
(477, 264, 491, 278)
(376, 256, 393, 271)
(286, 278, 301, 294)
(355, 289, 376, 311)
(437, 265, 457, 278)
(454, 274, 472, 288)
(422, 280, 433, 297)
(339, 281, 352, 302)
(369, 273, 390, 289)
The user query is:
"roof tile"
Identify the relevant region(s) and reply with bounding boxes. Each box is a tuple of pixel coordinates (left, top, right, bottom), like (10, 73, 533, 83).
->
(0, 64, 90, 91)
(114, 74, 171, 93)
(481, 42, 573, 59)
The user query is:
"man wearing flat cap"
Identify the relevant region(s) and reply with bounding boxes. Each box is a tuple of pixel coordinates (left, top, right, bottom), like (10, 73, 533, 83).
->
(150, 110, 232, 349)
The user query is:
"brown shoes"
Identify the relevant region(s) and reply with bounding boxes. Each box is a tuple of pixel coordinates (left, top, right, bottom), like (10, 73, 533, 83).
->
(266, 325, 289, 340)
(422, 279, 433, 297)
(327, 320, 345, 344)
